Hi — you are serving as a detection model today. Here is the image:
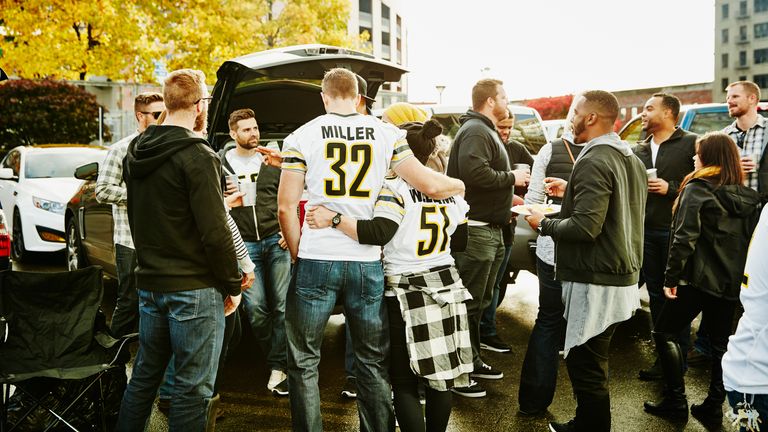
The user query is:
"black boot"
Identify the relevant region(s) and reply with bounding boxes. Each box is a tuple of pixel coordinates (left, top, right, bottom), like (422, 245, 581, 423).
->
(638, 357, 663, 381)
(691, 352, 725, 424)
(643, 333, 688, 418)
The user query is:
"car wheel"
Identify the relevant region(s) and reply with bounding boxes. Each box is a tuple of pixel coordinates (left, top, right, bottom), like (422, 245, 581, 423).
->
(11, 209, 28, 263)
(66, 218, 87, 271)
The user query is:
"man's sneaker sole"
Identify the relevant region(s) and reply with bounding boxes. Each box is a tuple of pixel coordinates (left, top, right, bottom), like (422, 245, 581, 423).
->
(341, 390, 357, 399)
(450, 388, 487, 398)
(471, 372, 504, 380)
(480, 342, 511, 353)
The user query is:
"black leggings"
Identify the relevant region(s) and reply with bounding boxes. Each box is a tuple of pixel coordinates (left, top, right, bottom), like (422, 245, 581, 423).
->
(386, 297, 453, 432)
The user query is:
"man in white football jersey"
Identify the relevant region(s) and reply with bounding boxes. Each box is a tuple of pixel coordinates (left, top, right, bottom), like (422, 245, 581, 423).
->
(305, 119, 473, 431)
(277, 68, 464, 432)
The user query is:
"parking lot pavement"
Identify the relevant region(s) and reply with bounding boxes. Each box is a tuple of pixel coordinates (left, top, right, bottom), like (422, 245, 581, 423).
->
(16, 257, 731, 431)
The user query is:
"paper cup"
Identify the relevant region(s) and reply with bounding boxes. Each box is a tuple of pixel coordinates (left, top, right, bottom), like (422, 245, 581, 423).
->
(241, 182, 257, 207)
(646, 168, 657, 179)
(512, 163, 531, 172)
(223, 175, 239, 192)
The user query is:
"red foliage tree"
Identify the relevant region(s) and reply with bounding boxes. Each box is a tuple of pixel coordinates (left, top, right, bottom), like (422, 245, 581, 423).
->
(525, 95, 574, 120)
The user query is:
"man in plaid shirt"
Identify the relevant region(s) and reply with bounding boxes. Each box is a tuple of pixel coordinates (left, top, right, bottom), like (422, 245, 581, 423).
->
(96, 92, 164, 337)
(723, 81, 768, 199)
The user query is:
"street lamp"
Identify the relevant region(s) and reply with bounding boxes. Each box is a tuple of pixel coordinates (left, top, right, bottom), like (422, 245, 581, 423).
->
(435, 85, 446, 104)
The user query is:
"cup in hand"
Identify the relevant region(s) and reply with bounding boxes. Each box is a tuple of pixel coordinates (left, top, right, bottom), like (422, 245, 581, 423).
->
(223, 175, 239, 194)
(241, 182, 257, 207)
(512, 163, 531, 173)
(646, 168, 658, 180)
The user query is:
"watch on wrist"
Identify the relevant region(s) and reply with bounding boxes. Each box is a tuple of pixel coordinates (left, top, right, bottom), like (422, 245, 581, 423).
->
(331, 213, 342, 228)
(537, 217, 547, 235)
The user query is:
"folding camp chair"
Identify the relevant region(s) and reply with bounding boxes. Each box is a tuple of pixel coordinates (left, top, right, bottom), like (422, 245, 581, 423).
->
(0, 266, 137, 432)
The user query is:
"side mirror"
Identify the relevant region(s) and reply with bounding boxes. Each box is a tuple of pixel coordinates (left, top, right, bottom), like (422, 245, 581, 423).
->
(74, 162, 99, 181)
(0, 168, 15, 180)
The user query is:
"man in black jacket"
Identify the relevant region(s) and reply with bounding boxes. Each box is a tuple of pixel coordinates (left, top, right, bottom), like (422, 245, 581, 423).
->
(527, 90, 646, 432)
(633, 93, 697, 381)
(446, 79, 530, 398)
(116, 69, 242, 432)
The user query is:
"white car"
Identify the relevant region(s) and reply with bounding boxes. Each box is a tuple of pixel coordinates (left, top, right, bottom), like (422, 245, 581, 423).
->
(0, 145, 107, 262)
(542, 119, 568, 142)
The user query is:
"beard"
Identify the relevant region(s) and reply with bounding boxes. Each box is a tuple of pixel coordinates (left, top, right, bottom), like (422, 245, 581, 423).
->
(572, 117, 587, 144)
(237, 136, 260, 149)
(729, 104, 747, 118)
(194, 106, 208, 134)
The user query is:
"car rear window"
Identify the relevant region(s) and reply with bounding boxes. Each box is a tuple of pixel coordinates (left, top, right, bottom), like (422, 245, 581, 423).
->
(513, 113, 548, 155)
(25, 151, 105, 179)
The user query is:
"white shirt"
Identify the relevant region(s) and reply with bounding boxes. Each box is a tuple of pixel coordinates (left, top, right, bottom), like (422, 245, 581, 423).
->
(224, 149, 263, 183)
(282, 113, 413, 261)
(374, 177, 469, 276)
(723, 206, 768, 394)
(650, 137, 660, 167)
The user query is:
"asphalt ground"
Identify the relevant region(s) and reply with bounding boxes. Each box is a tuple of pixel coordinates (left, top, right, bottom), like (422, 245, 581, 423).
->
(17, 254, 732, 431)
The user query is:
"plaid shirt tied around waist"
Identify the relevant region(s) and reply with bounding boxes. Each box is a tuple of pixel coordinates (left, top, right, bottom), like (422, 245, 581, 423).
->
(386, 265, 473, 391)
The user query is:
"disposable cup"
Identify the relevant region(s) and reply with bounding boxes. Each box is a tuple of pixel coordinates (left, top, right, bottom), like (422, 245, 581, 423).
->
(646, 168, 658, 180)
(241, 182, 257, 207)
(223, 175, 239, 192)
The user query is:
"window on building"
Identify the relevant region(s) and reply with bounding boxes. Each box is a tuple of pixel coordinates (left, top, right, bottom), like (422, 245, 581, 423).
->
(755, 48, 768, 63)
(756, 22, 768, 37)
(741, 25, 748, 40)
(741, 50, 748, 66)
(723, 28, 730, 43)
(396, 37, 402, 64)
(741, 0, 749, 15)
(396, 15, 402, 38)
(724, 3, 730, 18)
(757, 0, 768, 12)
(358, 0, 372, 29)
(359, 0, 371, 13)
(741, 75, 748, 80)
(722, 77, 730, 90)
(723, 53, 730, 68)
(755, 74, 768, 88)
(359, 26, 373, 49)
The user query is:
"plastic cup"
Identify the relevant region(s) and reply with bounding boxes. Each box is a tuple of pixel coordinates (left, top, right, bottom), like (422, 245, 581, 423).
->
(223, 175, 239, 192)
(241, 182, 257, 207)
(646, 168, 658, 180)
(512, 163, 531, 172)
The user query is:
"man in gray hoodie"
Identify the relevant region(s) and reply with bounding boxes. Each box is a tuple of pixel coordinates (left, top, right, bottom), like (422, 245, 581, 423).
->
(526, 90, 646, 432)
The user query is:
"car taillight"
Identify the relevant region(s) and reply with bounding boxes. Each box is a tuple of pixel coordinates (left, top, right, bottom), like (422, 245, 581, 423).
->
(0, 222, 9, 258)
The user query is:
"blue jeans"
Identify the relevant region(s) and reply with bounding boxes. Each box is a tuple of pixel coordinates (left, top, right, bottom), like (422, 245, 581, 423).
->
(241, 233, 291, 371)
(518, 258, 566, 413)
(116, 288, 225, 432)
(345, 325, 356, 378)
(727, 391, 768, 432)
(643, 229, 691, 358)
(452, 225, 505, 368)
(285, 258, 393, 432)
(480, 245, 512, 338)
(110, 244, 138, 337)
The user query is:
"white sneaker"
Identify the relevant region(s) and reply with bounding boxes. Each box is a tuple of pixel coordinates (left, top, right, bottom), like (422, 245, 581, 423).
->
(267, 370, 287, 391)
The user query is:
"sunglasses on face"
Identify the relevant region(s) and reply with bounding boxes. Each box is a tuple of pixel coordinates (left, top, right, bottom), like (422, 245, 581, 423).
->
(141, 111, 163, 120)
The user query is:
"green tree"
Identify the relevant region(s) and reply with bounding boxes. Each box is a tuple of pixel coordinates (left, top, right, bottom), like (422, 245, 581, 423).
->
(0, 0, 368, 82)
(0, 79, 109, 151)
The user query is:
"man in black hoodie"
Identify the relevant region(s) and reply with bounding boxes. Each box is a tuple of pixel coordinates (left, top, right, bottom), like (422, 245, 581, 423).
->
(115, 69, 242, 432)
(446, 79, 530, 398)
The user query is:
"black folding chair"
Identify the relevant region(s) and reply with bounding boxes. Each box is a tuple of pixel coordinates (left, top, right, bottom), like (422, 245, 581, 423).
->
(0, 267, 136, 432)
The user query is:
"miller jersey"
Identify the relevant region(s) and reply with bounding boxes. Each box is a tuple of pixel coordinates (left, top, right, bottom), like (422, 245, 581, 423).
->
(282, 113, 413, 261)
(374, 177, 469, 276)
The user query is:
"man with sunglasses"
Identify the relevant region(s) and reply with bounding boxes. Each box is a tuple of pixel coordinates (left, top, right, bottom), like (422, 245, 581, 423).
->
(96, 91, 165, 338)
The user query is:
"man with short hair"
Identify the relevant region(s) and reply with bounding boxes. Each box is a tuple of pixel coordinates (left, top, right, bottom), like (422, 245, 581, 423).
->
(633, 93, 697, 381)
(96, 92, 164, 338)
(724, 80, 768, 199)
(278, 67, 464, 431)
(446, 79, 530, 398)
(116, 69, 242, 432)
(221, 108, 290, 396)
(527, 90, 646, 432)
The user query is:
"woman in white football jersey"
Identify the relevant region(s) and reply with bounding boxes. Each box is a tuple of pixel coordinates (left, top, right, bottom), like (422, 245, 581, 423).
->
(305, 119, 471, 432)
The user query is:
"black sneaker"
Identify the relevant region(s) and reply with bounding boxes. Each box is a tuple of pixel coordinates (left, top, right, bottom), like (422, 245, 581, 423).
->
(471, 363, 504, 380)
(480, 334, 512, 353)
(271, 378, 289, 397)
(341, 377, 357, 399)
(450, 380, 487, 398)
(549, 419, 576, 432)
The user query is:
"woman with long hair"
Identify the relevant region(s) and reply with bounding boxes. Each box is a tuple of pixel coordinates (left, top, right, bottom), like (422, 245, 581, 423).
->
(643, 132, 761, 425)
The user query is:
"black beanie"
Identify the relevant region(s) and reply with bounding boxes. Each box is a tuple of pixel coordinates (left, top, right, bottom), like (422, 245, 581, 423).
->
(399, 120, 443, 165)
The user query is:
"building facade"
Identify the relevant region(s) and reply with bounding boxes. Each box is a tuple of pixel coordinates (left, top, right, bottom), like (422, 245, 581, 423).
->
(715, 0, 768, 100)
(347, 0, 408, 107)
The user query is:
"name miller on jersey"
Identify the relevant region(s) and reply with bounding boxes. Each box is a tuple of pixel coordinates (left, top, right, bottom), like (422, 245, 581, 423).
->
(321, 125, 376, 141)
(408, 189, 456, 205)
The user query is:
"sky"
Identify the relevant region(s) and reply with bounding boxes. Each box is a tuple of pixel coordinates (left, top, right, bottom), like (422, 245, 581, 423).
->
(402, 0, 715, 104)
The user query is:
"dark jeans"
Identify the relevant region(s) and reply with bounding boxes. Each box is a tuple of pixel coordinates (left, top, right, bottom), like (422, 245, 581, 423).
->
(479, 245, 513, 338)
(642, 229, 691, 358)
(565, 323, 618, 432)
(452, 225, 504, 368)
(655, 286, 737, 402)
(285, 258, 392, 432)
(727, 391, 768, 432)
(110, 244, 138, 337)
(518, 258, 566, 413)
(387, 297, 452, 432)
(215, 308, 241, 395)
(116, 288, 224, 432)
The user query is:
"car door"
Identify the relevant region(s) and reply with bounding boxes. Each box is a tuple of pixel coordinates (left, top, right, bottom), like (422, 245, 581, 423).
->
(0, 149, 22, 231)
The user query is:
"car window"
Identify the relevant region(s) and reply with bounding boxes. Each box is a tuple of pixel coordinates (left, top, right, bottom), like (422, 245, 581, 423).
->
(513, 113, 548, 155)
(25, 151, 105, 179)
(2, 151, 21, 177)
(687, 111, 736, 135)
(620, 117, 645, 144)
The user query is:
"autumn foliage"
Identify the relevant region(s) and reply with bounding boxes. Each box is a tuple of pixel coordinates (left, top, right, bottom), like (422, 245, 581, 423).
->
(526, 95, 574, 120)
(0, 79, 109, 152)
